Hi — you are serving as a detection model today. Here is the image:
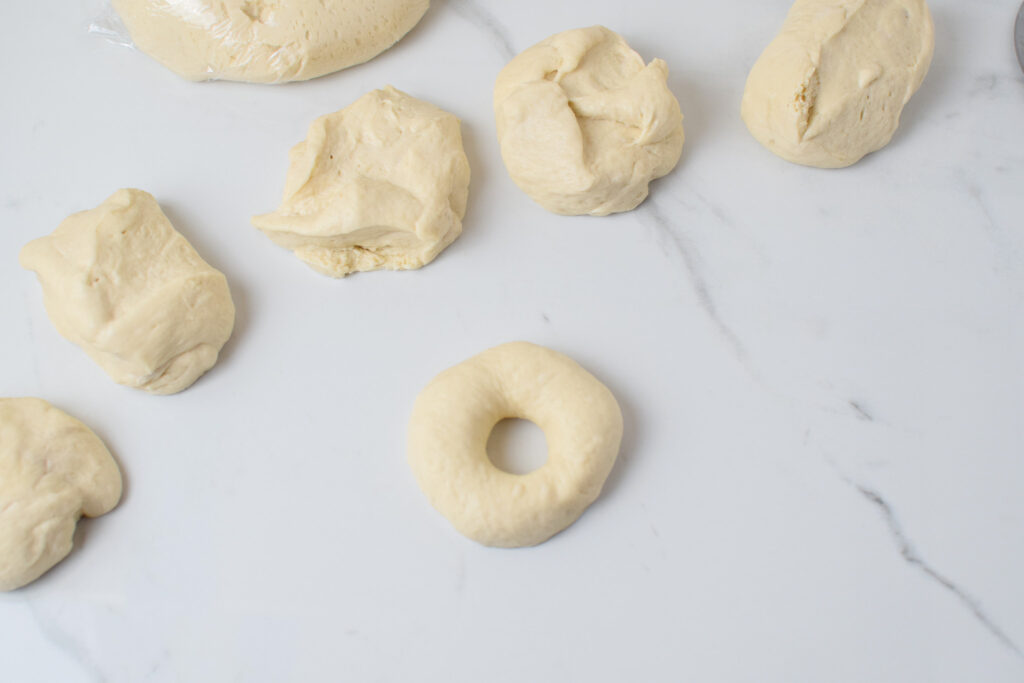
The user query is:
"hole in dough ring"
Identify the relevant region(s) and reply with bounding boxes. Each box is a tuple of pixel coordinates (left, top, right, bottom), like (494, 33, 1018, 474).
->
(408, 342, 623, 548)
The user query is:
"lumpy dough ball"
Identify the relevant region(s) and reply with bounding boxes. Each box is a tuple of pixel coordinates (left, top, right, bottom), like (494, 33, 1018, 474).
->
(20, 189, 236, 395)
(493, 26, 685, 216)
(111, 0, 430, 83)
(252, 86, 471, 277)
(0, 398, 122, 591)
(741, 0, 934, 168)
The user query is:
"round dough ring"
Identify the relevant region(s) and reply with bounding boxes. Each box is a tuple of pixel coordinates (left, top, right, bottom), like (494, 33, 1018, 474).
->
(408, 342, 623, 547)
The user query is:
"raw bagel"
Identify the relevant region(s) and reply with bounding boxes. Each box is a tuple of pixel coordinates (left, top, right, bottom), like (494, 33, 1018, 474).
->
(407, 342, 623, 548)
(0, 398, 122, 591)
(493, 26, 684, 216)
(111, 0, 430, 83)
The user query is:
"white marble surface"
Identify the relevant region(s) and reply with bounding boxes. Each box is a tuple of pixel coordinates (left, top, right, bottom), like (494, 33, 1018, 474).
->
(1, 0, 1023, 680)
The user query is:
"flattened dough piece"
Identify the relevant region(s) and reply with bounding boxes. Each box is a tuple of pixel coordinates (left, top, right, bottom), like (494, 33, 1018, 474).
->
(111, 0, 430, 83)
(408, 342, 623, 548)
(20, 189, 236, 395)
(0, 398, 122, 591)
(253, 86, 471, 277)
(741, 0, 934, 168)
(494, 26, 684, 216)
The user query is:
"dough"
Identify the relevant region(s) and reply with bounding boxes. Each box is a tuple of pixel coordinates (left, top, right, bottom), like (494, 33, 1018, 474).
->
(253, 86, 470, 277)
(20, 189, 235, 395)
(111, 0, 430, 83)
(741, 0, 934, 168)
(408, 342, 623, 548)
(493, 26, 684, 216)
(0, 398, 122, 591)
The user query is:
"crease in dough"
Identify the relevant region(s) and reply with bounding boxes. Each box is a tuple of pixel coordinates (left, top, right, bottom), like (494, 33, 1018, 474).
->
(253, 86, 471, 277)
(741, 0, 934, 168)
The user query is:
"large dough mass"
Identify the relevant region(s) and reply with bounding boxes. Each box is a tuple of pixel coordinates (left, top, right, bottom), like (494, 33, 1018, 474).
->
(253, 86, 470, 277)
(741, 0, 934, 168)
(494, 26, 684, 216)
(111, 0, 430, 83)
(0, 398, 122, 591)
(20, 189, 236, 395)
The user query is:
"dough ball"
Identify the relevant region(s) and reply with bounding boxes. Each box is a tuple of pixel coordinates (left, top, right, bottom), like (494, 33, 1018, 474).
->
(493, 26, 684, 216)
(0, 398, 122, 591)
(253, 86, 471, 277)
(111, 0, 430, 83)
(20, 189, 236, 395)
(741, 0, 934, 168)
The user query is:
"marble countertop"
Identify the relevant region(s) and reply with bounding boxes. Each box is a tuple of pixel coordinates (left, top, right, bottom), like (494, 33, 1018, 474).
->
(2, 0, 1023, 680)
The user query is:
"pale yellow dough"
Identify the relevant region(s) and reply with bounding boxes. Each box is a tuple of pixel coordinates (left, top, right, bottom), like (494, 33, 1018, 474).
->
(408, 342, 623, 548)
(741, 0, 934, 168)
(20, 189, 235, 395)
(0, 398, 122, 591)
(494, 26, 684, 216)
(253, 86, 470, 277)
(111, 0, 429, 83)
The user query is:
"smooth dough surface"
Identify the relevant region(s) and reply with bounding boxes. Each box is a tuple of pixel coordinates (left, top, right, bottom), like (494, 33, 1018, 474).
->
(408, 342, 623, 548)
(111, 0, 429, 83)
(741, 0, 934, 168)
(0, 398, 122, 591)
(253, 86, 470, 277)
(20, 189, 236, 395)
(494, 26, 684, 216)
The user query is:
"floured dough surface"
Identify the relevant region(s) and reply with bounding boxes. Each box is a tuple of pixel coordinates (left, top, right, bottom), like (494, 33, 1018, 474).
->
(111, 0, 430, 83)
(741, 0, 934, 168)
(253, 86, 470, 277)
(494, 26, 684, 216)
(20, 189, 235, 395)
(408, 342, 623, 548)
(0, 398, 122, 591)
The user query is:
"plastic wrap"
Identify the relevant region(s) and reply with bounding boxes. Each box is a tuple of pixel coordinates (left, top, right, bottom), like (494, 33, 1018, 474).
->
(88, 2, 134, 48)
(90, 0, 430, 84)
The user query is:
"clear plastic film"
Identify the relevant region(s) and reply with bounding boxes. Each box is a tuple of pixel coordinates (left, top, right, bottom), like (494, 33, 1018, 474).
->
(88, 2, 134, 49)
(89, 0, 431, 84)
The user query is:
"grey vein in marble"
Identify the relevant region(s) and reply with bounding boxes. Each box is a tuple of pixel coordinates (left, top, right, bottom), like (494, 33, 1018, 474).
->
(640, 200, 750, 368)
(661, 187, 770, 266)
(967, 73, 1024, 101)
(640, 201, 903, 426)
(838, 473, 1023, 659)
(961, 173, 1022, 277)
(848, 400, 874, 422)
(691, 189, 738, 231)
(444, 0, 516, 61)
(27, 600, 106, 683)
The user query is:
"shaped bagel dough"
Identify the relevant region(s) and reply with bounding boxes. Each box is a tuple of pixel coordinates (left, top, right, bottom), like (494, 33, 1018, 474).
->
(20, 189, 235, 395)
(253, 86, 470, 277)
(111, 0, 430, 83)
(494, 26, 684, 216)
(408, 342, 623, 548)
(0, 398, 122, 591)
(741, 0, 934, 168)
